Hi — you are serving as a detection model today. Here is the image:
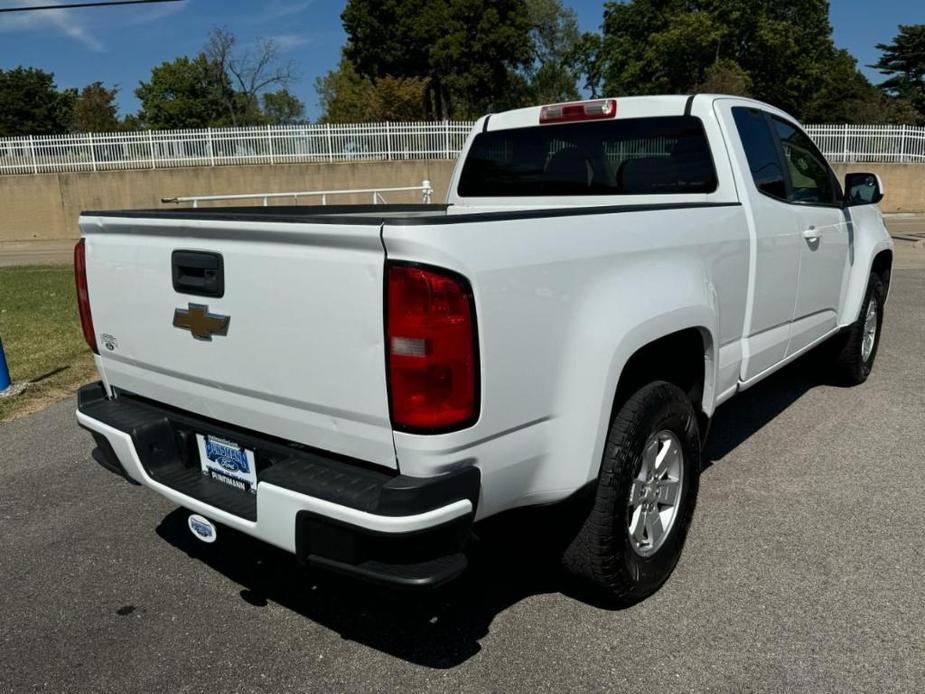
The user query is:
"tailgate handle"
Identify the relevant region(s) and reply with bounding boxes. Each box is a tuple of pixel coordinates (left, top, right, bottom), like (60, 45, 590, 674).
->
(172, 250, 224, 298)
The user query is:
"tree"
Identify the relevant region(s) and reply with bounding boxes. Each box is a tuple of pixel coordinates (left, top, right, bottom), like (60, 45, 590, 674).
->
(366, 75, 430, 121)
(573, 32, 604, 98)
(316, 58, 429, 122)
(588, 0, 896, 122)
(341, 0, 533, 119)
(136, 28, 301, 130)
(72, 82, 120, 132)
(695, 58, 751, 96)
(429, 0, 534, 116)
(802, 48, 918, 124)
(261, 89, 306, 125)
(871, 24, 925, 120)
(316, 57, 373, 122)
(340, 0, 436, 87)
(119, 113, 144, 131)
(135, 55, 230, 129)
(0, 67, 74, 136)
(522, 0, 582, 103)
(206, 27, 297, 126)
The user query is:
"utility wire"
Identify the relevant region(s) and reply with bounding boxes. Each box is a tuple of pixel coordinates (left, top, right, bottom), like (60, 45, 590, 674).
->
(0, 0, 182, 12)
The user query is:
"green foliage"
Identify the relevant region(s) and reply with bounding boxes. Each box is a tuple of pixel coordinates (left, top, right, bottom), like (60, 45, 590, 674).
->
(0, 67, 74, 137)
(329, 0, 584, 120)
(205, 27, 298, 127)
(0, 266, 96, 422)
(72, 81, 120, 132)
(8, 10, 920, 134)
(136, 28, 301, 129)
(521, 0, 582, 103)
(315, 58, 430, 123)
(579, 0, 916, 123)
(261, 89, 306, 125)
(341, 0, 533, 119)
(316, 57, 372, 123)
(573, 32, 604, 98)
(595, 0, 834, 114)
(0, 68, 129, 135)
(118, 113, 145, 131)
(871, 24, 925, 121)
(366, 75, 431, 121)
(696, 58, 751, 96)
(135, 54, 231, 129)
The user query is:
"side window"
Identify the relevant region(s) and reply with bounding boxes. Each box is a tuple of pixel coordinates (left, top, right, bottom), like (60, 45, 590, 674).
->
(731, 107, 786, 200)
(772, 118, 837, 205)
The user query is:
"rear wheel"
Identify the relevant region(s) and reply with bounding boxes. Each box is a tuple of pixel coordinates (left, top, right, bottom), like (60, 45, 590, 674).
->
(562, 381, 700, 605)
(832, 273, 885, 385)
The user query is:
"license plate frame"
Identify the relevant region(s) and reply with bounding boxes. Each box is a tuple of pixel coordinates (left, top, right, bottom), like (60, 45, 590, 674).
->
(196, 434, 258, 494)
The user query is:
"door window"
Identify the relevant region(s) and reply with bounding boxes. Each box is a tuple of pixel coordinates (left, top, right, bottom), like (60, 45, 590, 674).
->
(771, 118, 838, 205)
(731, 107, 787, 200)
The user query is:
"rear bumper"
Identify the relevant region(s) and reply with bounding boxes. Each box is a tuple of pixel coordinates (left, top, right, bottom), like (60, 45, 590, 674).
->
(76, 382, 479, 588)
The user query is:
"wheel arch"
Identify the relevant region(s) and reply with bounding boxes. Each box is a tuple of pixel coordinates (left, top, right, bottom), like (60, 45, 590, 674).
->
(566, 313, 718, 488)
(611, 326, 713, 416)
(871, 248, 893, 300)
(839, 206, 894, 325)
(841, 242, 894, 324)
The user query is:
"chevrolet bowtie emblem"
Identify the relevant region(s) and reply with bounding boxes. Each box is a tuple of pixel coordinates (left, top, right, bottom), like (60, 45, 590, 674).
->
(173, 303, 230, 341)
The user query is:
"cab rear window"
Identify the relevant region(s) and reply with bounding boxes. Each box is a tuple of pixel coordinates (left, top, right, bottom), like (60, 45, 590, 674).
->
(457, 116, 717, 198)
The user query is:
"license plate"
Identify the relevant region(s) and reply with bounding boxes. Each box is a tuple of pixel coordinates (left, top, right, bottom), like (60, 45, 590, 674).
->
(196, 434, 257, 493)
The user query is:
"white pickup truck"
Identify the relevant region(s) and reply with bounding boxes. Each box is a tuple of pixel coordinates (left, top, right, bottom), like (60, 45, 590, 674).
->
(75, 95, 893, 603)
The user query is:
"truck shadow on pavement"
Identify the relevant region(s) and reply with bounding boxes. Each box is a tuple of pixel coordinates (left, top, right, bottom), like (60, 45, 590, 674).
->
(154, 348, 840, 669)
(156, 504, 573, 668)
(701, 346, 843, 467)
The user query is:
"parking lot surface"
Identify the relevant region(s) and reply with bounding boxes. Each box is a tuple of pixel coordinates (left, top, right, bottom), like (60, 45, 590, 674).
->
(1, 270, 924, 693)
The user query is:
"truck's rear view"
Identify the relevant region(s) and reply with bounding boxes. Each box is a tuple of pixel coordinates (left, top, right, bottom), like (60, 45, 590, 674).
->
(76, 207, 481, 587)
(76, 95, 891, 604)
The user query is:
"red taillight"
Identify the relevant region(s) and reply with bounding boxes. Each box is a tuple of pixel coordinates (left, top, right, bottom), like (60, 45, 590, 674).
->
(74, 239, 98, 354)
(386, 264, 478, 432)
(539, 98, 617, 124)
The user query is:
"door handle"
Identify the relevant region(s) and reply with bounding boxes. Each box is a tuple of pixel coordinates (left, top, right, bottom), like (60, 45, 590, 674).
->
(172, 250, 224, 297)
(802, 226, 821, 241)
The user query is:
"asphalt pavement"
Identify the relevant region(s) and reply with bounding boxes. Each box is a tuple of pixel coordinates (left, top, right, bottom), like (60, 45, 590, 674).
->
(1, 271, 924, 693)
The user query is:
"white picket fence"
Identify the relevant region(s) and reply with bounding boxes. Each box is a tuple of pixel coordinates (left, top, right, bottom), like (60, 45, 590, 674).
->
(805, 124, 925, 163)
(0, 121, 473, 175)
(0, 121, 922, 175)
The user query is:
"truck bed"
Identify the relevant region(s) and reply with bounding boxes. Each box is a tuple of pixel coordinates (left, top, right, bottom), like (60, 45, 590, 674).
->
(83, 200, 739, 226)
(82, 203, 452, 225)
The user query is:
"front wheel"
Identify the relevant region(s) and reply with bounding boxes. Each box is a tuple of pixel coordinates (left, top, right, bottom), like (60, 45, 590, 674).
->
(562, 381, 700, 605)
(832, 273, 885, 385)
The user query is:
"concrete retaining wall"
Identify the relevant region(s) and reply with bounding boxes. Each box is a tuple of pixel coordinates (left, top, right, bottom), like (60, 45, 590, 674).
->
(0, 160, 921, 242)
(0, 159, 457, 242)
(831, 164, 924, 214)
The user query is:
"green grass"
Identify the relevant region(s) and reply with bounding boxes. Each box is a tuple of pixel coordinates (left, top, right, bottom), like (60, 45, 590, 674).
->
(0, 265, 96, 421)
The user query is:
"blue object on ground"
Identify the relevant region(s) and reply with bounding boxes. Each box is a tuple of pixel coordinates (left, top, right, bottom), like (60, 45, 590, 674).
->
(0, 337, 11, 391)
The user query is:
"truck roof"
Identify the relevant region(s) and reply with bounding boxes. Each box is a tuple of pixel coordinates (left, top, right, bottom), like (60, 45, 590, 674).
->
(483, 94, 799, 132)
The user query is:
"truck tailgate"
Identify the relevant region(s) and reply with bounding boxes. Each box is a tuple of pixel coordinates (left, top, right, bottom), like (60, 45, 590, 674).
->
(79, 214, 396, 469)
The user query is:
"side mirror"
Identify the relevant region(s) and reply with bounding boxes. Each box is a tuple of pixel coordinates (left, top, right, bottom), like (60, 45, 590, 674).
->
(844, 172, 884, 207)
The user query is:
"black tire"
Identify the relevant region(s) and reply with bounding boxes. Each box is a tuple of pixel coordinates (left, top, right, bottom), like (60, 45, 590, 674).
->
(831, 273, 885, 386)
(562, 381, 700, 605)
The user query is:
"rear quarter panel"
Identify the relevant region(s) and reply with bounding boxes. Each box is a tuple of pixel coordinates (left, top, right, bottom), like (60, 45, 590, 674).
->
(383, 204, 748, 519)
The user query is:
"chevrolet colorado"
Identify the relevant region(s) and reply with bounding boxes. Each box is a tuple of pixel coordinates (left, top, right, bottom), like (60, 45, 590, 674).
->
(75, 95, 893, 603)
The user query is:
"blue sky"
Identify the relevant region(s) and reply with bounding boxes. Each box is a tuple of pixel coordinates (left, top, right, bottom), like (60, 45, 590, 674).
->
(1, 0, 923, 120)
